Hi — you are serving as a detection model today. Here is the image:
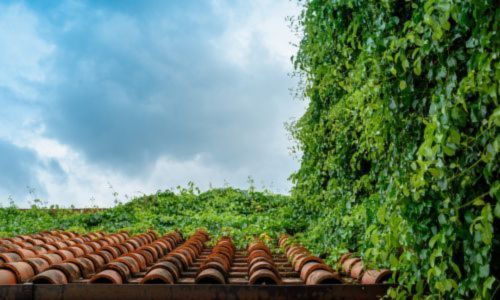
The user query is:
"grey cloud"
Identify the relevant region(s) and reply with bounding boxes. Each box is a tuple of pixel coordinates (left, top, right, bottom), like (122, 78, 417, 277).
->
(42, 3, 298, 182)
(0, 139, 42, 201)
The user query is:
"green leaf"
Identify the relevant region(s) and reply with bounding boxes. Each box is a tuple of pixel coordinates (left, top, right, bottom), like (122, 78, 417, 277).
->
(416, 280, 424, 295)
(490, 107, 500, 126)
(401, 53, 409, 70)
(413, 58, 422, 75)
(479, 264, 490, 278)
(483, 276, 496, 297)
(443, 146, 455, 156)
(450, 261, 462, 279)
(389, 253, 398, 266)
(473, 198, 485, 206)
(448, 129, 460, 144)
(429, 234, 440, 248)
(399, 80, 407, 90)
(438, 214, 446, 225)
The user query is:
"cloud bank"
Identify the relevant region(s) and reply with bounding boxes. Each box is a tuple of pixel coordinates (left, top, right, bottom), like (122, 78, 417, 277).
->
(0, 0, 305, 207)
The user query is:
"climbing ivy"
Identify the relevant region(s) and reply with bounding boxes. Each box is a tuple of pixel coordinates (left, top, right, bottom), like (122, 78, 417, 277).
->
(290, 0, 498, 298)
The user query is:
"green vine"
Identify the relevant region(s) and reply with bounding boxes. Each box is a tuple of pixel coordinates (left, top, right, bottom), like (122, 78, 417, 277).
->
(290, 0, 498, 298)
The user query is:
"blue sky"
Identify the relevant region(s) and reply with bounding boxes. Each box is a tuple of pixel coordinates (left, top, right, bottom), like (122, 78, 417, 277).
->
(0, 0, 305, 207)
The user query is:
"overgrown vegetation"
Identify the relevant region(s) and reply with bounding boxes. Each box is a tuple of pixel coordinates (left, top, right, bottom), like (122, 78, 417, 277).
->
(289, 0, 498, 298)
(0, 187, 298, 248)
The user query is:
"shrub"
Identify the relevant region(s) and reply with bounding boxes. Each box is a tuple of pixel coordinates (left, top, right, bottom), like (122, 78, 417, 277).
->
(290, 0, 498, 298)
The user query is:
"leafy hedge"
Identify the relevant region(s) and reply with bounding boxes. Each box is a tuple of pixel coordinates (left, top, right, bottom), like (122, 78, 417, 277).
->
(0, 187, 299, 248)
(290, 0, 498, 298)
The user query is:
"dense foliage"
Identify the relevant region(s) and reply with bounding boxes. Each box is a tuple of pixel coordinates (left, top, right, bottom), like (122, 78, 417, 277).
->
(290, 0, 498, 298)
(0, 187, 298, 248)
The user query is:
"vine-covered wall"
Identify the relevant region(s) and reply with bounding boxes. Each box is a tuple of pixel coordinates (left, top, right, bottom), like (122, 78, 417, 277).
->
(290, 0, 498, 298)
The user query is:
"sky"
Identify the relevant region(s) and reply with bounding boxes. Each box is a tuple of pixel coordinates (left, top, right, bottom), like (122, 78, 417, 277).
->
(0, 0, 306, 207)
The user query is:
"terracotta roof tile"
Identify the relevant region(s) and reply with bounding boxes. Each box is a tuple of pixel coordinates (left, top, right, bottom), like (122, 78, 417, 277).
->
(0, 230, 393, 299)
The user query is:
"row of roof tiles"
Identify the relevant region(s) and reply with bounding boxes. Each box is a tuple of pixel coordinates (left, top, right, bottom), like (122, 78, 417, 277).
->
(279, 234, 392, 285)
(0, 230, 391, 286)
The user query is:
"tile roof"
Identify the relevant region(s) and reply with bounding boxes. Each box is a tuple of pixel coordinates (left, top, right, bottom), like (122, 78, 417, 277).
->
(0, 230, 392, 300)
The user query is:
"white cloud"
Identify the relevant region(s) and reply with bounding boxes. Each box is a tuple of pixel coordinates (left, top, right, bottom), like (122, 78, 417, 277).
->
(210, 0, 300, 69)
(3, 127, 263, 207)
(0, 3, 55, 100)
